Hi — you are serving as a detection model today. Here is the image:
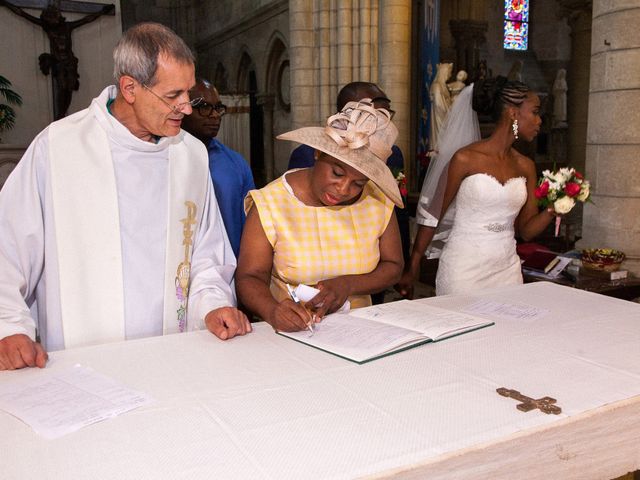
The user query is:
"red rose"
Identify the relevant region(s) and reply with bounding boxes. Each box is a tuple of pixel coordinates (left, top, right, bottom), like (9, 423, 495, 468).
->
(535, 180, 549, 199)
(574, 171, 584, 180)
(564, 182, 581, 197)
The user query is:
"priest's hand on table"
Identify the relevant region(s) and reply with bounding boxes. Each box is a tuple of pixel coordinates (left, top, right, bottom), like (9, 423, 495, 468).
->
(204, 307, 252, 340)
(0, 334, 48, 370)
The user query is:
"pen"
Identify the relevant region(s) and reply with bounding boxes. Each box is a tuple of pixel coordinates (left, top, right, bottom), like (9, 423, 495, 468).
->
(286, 284, 315, 335)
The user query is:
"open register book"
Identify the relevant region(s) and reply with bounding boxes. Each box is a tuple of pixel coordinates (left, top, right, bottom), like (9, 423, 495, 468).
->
(278, 300, 494, 364)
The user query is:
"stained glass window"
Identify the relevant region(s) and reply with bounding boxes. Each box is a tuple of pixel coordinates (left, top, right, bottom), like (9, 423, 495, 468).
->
(504, 0, 529, 51)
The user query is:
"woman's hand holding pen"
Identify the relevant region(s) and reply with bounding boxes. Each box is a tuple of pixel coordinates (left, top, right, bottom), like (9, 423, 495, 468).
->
(267, 299, 317, 333)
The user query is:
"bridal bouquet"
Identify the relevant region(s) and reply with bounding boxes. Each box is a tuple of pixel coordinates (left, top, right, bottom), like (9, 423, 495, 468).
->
(535, 167, 590, 236)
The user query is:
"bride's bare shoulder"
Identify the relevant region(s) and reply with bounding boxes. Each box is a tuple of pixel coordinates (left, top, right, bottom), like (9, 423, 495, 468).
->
(455, 139, 491, 161)
(512, 149, 536, 175)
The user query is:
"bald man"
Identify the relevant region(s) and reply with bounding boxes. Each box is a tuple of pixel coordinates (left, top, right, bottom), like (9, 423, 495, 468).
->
(182, 79, 255, 258)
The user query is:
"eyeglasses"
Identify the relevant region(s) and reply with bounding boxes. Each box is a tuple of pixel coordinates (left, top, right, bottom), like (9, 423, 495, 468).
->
(196, 102, 227, 117)
(142, 84, 204, 114)
(371, 96, 396, 120)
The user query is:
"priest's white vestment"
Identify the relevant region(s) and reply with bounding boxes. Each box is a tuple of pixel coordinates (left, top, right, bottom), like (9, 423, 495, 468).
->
(0, 86, 237, 351)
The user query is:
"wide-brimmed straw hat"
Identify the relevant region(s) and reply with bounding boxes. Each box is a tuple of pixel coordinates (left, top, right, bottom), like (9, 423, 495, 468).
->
(277, 100, 403, 207)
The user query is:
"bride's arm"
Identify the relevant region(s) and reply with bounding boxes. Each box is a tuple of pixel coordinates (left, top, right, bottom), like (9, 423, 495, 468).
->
(396, 152, 470, 298)
(516, 157, 556, 241)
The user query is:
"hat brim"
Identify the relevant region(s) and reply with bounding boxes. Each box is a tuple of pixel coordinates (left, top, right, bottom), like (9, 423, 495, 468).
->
(278, 127, 403, 208)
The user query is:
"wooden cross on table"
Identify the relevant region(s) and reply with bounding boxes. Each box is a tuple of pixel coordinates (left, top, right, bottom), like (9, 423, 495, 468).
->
(496, 387, 562, 415)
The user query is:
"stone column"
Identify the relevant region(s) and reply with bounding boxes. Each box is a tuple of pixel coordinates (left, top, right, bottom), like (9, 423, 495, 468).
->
(316, 0, 333, 121)
(257, 94, 276, 183)
(358, 0, 373, 80)
(559, 0, 592, 173)
(289, 0, 315, 129)
(337, 2, 353, 87)
(579, 0, 640, 274)
(378, 0, 411, 180)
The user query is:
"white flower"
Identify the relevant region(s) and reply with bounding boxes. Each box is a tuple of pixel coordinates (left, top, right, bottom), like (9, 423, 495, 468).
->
(554, 196, 576, 214)
(577, 182, 590, 202)
(558, 168, 572, 182)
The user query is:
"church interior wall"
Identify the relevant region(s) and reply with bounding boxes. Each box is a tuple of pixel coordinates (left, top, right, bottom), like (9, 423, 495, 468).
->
(264, 33, 291, 178)
(0, 4, 122, 146)
(438, 0, 573, 171)
(197, 0, 281, 41)
(439, 0, 571, 93)
(193, 3, 290, 179)
(195, 1, 288, 94)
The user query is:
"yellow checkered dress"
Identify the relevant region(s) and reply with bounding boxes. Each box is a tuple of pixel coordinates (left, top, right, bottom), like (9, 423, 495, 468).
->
(245, 171, 394, 309)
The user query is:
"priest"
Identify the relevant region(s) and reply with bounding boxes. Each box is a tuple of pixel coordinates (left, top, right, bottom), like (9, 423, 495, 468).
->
(0, 22, 251, 371)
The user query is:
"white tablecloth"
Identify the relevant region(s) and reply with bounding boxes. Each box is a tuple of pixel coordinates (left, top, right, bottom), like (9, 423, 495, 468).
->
(2, 282, 640, 479)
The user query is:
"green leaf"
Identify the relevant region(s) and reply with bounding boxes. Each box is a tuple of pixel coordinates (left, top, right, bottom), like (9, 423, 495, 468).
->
(0, 104, 17, 132)
(0, 75, 23, 106)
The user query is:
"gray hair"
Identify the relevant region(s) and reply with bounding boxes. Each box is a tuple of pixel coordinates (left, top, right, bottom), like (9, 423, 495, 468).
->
(113, 22, 195, 87)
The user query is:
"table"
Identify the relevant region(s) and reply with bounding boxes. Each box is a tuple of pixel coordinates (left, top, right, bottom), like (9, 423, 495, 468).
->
(2, 282, 640, 479)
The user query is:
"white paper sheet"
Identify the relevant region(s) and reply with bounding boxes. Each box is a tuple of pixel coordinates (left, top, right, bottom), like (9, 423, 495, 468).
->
(0, 364, 153, 439)
(463, 298, 549, 321)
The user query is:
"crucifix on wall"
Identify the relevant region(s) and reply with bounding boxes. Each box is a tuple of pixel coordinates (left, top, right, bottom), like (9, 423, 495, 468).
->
(0, 0, 115, 120)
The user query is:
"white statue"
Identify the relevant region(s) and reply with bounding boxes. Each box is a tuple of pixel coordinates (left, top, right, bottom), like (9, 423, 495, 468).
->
(429, 62, 453, 150)
(447, 70, 468, 99)
(552, 68, 568, 127)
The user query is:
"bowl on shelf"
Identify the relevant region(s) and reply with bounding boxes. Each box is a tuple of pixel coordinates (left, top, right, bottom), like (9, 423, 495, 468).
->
(581, 248, 625, 272)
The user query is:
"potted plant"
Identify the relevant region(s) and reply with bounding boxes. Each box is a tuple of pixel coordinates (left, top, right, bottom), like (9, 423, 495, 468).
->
(0, 75, 23, 143)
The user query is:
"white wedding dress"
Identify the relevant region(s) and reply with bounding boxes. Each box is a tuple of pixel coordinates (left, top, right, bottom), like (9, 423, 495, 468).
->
(436, 173, 528, 296)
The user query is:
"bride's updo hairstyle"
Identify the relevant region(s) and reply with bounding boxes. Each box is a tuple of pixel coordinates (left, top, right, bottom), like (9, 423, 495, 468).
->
(472, 76, 531, 122)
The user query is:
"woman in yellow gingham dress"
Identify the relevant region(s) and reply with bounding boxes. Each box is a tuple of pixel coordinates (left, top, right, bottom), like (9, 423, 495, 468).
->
(236, 100, 404, 332)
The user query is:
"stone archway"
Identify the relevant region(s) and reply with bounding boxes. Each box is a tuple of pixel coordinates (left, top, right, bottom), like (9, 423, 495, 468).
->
(264, 34, 290, 178)
(213, 62, 229, 94)
(237, 51, 266, 187)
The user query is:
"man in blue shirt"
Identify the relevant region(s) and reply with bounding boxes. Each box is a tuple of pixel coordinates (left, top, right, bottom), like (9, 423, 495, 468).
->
(183, 79, 255, 258)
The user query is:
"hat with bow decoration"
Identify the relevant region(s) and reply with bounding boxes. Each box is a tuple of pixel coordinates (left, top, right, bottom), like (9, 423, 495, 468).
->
(277, 99, 403, 207)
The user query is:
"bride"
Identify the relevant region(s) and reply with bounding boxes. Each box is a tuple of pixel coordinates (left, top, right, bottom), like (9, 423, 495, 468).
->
(397, 77, 558, 297)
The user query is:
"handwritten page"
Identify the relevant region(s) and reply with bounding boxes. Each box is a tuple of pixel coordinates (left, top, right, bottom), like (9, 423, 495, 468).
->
(0, 364, 153, 439)
(283, 314, 425, 362)
(351, 300, 492, 340)
(463, 299, 549, 321)
(280, 300, 494, 363)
